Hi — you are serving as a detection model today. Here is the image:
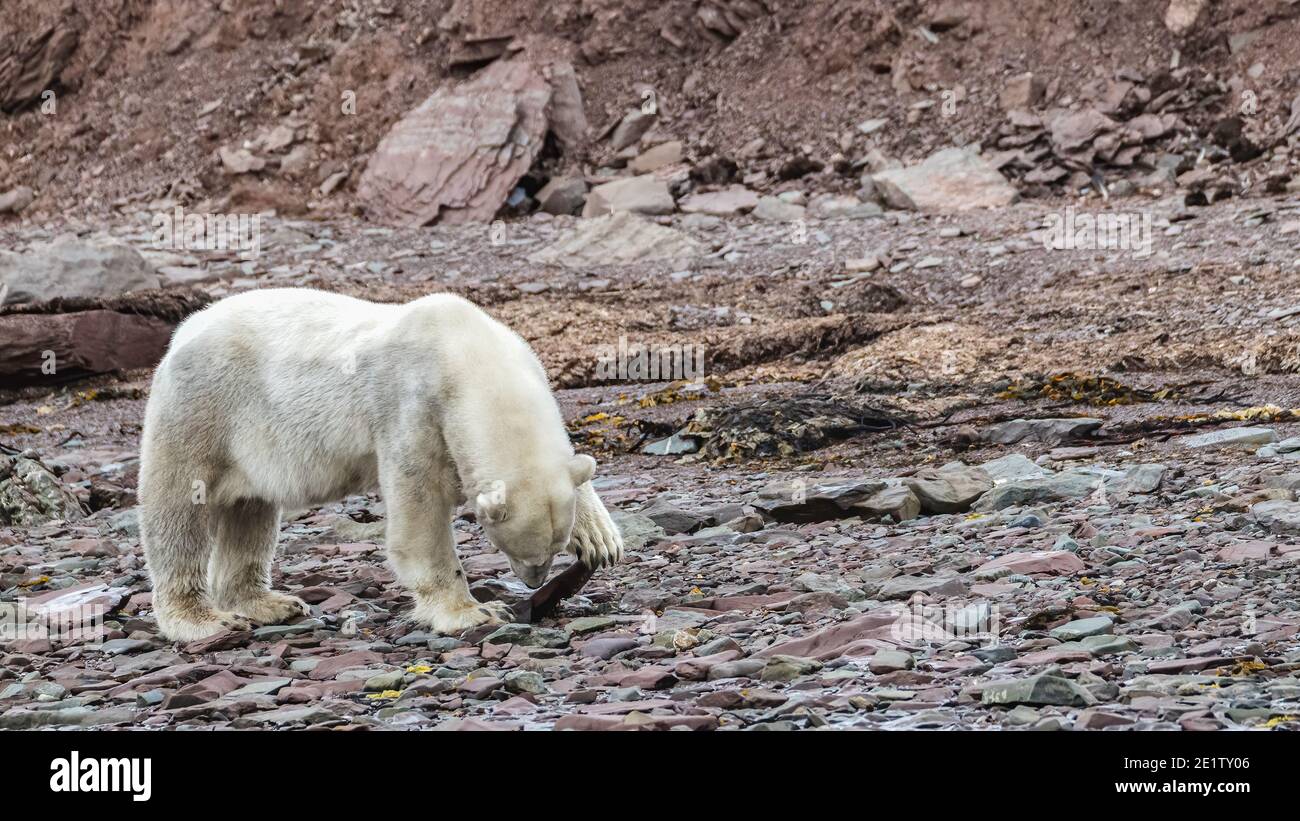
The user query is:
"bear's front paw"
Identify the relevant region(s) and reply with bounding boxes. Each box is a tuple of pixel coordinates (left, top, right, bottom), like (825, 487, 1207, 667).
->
(571, 511, 624, 570)
(413, 596, 510, 635)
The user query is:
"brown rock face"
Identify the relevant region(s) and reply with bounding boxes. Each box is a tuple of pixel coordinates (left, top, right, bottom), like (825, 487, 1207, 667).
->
(0, 310, 175, 383)
(0, 22, 80, 112)
(357, 59, 552, 225)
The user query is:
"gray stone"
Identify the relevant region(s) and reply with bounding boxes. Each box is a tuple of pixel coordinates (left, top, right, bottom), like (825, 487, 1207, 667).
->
(641, 433, 699, 455)
(760, 655, 823, 682)
(639, 497, 707, 534)
(565, 616, 616, 635)
(1251, 499, 1300, 534)
(755, 480, 887, 523)
(858, 484, 921, 521)
(1049, 616, 1114, 641)
(879, 574, 968, 600)
(1176, 427, 1276, 449)
(483, 624, 568, 648)
(0, 455, 87, 526)
(252, 619, 323, 640)
(1123, 463, 1166, 493)
(608, 508, 666, 550)
(0, 235, 161, 304)
(979, 453, 1051, 483)
(904, 462, 994, 514)
(1074, 635, 1139, 655)
(609, 108, 656, 151)
(808, 194, 883, 220)
(97, 639, 154, 656)
(678, 186, 759, 216)
(225, 678, 292, 698)
(973, 472, 1101, 511)
(363, 670, 406, 692)
(504, 670, 547, 694)
(981, 675, 1096, 707)
(628, 141, 683, 174)
(707, 659, 766, 680)
(868, 650, 914, 674)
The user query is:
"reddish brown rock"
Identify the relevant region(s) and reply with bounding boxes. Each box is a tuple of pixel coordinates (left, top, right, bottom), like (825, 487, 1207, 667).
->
(0, 310, 174, 382)
(357, 59, 552, 225)
(975, 550, 1085, 577)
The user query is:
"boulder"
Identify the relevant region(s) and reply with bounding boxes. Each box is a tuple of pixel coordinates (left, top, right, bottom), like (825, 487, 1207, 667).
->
(0, 454, 87, 526)
(544, 61, 588, 152)
(357, 59, 552, 225)
(872, 147, 1018, 212)
(858, 484, 921, 521)
(0, 235, 160, 304)
(978, 453, 1050, 483)
(903, 462, 994, 514)
(1251, 499, 1300, 534)
(755, 481, 887, 523)
(973, 472, 1100, 511)
(0, 310, 174, 382)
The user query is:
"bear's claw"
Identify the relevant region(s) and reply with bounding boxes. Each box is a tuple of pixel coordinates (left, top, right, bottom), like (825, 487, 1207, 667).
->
(570, 483, 625, 569)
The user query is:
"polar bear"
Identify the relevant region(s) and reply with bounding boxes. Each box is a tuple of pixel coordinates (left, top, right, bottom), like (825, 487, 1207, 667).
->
(138, 288, 623, 642)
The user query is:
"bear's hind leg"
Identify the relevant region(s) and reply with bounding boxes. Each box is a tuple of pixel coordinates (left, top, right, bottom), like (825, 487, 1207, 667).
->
(209, 498, 309, 625)
(142, 483, 251, 642)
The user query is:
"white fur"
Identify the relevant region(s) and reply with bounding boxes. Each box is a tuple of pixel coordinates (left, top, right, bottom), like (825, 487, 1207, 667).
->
(139, 288, 623, 641)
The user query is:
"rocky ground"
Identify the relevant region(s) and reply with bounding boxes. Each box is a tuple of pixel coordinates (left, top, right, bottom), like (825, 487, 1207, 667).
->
(3, 0, 1300, 733)
(4, 193, 1300, 731)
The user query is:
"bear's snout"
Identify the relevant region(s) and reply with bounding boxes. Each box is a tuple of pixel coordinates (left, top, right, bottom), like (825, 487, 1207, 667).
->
(509, 556, 554, 589)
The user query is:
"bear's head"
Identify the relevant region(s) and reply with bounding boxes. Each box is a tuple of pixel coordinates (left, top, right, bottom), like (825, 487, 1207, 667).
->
(474, 453, 596, 588)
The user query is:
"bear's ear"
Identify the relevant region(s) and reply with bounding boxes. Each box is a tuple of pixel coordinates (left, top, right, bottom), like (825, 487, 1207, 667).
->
(567, 454, 596, 487)
(476, 484, 508, 524)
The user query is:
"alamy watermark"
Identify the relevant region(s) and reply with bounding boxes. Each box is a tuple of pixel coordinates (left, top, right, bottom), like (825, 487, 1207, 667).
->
(0, 601, 105, 644)
(151, 205, 264, 260)
(1041, 206, 1152, 258)
(888, 593, 1002, 645)
(594, 335, 706, 382)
